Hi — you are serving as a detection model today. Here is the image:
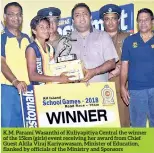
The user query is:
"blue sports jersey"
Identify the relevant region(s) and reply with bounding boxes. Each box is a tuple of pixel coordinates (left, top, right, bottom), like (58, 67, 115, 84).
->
(121, 32, 154, 90)
(26, 39, 52, 85)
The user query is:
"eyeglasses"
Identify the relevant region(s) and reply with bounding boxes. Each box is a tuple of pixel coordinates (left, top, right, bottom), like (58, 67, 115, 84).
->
(6, 13, 23, 18)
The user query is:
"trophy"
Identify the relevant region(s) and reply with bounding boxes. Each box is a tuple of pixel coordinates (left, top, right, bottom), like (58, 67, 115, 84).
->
(49, 30, 84, 82)
(57, 30, 77, 63)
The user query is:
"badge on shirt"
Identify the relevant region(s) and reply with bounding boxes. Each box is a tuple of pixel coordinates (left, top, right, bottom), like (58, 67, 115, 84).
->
(151, 44, 154, 48)
(132, 42, 138, 48)
(1, 29, 5, 34)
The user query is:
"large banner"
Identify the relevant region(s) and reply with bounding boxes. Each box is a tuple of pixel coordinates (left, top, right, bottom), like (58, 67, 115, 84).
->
(2, 0, 154, 36)
(58, 3, 134, 35)
(21, 83, 120, 128)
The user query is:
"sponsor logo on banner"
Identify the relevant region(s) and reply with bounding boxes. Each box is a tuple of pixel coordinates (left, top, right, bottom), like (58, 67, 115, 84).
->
(22, 85, 38, 127)
(101, 85, 115, 105)
(58, 3, 134, 35)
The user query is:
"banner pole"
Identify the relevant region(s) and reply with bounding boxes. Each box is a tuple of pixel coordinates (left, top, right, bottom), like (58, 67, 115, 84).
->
(19, 91, 26, 128)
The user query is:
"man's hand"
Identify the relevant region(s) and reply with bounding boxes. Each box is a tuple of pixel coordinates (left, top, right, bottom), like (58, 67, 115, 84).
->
(109, 64, 121, 80)
(59, 72, 74, 84)
(82, 68, 96, 82)
(108, 73, 114, 80)
(13, 80, 27, 93)
(120, 86, 130, 106)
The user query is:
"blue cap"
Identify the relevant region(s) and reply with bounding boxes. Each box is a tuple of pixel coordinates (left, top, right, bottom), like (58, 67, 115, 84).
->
(99, 4, 122, 19)
(37, 7, 61, 18)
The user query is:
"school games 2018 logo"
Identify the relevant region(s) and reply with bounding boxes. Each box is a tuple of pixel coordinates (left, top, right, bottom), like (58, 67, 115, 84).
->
(101, 85, 114, 105)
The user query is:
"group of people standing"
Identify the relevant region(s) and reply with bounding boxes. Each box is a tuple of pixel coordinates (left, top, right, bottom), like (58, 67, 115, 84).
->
(1, 2, 154, 128)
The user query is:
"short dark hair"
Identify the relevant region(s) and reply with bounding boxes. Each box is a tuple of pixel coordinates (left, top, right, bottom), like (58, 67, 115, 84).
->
(71, 3, 91, 19)
(30, 16, 50, 39)
(4, 2, 23, 14)
(137, 8, 153, 21)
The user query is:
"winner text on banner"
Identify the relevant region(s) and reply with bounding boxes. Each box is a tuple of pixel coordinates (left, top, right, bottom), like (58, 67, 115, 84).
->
(21, 82, 120, 128)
